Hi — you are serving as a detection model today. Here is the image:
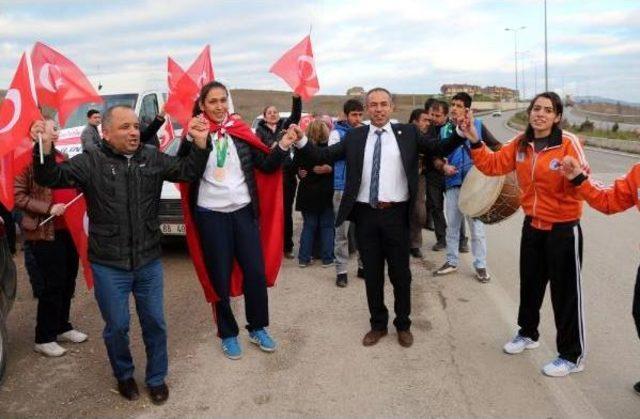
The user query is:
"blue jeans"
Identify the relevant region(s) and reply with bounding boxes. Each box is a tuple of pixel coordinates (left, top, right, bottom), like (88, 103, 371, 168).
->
(445, 187, 487, 269)
(299, 207, 334, 264)
(91, 259, 167, 387)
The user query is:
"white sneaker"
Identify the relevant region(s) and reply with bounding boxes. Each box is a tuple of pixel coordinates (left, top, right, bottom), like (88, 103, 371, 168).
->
(34, 342, 67, 357)
(58, 329, 88, 343)
(503, 334, 540, 354)
(542, 357, 585, 377)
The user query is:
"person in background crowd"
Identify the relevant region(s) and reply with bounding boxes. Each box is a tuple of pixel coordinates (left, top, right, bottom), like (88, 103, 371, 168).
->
(422, 98, 438, 232)
(330, 99, 364, 287)
(433, 92, 501, 282)
(294, 119, 335, 269)
(467, 92, 589, 377)
(424, 100, 468, 252)
(408, 108, 430, 258)
(255, 94, 302, 259)
(16, 117, 87, 359)
(34, 104, 211, 404)
(80, 109, 101, 151)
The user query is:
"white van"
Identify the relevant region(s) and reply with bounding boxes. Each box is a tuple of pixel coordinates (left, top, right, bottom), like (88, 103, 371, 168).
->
(57, 88, 185, 237)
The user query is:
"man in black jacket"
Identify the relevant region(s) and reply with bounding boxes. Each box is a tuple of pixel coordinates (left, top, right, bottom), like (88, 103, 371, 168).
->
(255, 94, 302, 258)
(290, 88, 466, 348)
(33, 105, 210, 405)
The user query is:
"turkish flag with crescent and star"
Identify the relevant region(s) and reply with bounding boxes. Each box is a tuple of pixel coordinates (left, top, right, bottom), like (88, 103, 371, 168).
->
(0, 53, 42, 209)
(165, 46, 215, 128)
(30, 42, 102, 127)
(270, 35, 319, 100)
(62, 194, 93, 288)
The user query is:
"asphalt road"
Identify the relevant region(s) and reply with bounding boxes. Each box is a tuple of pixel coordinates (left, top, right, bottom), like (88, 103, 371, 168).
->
(0, 112, 639, 417)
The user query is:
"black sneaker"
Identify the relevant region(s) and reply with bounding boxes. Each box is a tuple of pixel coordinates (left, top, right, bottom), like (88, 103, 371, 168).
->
(357, 268, 365, 279)
(432, 242, 446, 251)
(410, 248, 423, 258)
(475, 267, 491, 283)
(433, 262, 457, 276)
(634, 381, 640, 395)
(336, 273, 347, 288)
(117, 377, 140, 401)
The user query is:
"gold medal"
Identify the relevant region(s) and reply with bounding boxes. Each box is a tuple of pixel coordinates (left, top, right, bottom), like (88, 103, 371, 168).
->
(213, 166, 226, 182)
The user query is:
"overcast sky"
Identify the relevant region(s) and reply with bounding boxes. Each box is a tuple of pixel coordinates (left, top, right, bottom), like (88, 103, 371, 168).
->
(1, 0, 639, 102)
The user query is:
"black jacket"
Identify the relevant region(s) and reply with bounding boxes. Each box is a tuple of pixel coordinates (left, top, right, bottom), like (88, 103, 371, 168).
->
(292, 142, 333, 212)
(182, 136, 288, 219)
(297, 123, 465, 226)
(255, 96, 302, 174)
(140, 115, 166, 148)
(34, 140, 211, 270)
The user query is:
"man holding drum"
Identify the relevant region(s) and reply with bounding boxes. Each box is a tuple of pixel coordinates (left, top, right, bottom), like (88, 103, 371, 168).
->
(463, 92, 590, 377)
(433, 93, 501, 282)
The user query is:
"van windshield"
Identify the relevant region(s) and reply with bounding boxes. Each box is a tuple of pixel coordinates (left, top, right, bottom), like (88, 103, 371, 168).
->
(62, 94, 139, 129)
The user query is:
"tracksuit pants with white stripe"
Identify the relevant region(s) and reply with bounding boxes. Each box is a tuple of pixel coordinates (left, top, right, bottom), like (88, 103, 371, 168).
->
(518, 218, 585, 365)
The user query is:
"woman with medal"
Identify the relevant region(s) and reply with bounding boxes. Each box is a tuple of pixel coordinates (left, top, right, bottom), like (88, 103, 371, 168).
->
(182, 81, 298, 360)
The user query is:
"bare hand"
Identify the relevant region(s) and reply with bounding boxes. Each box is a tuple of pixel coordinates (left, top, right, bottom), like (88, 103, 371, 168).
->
(159, 103, 166, 118)
(30, 120, 45, 141)
(442, 164, 458, 177)
(458, 109, 479, 143)
(298, 169, 307, 179)
(49, 203, 66, 217)
(561, 156, 583, 180)
(312, 164, 332, 175)
(188, 115, 209, 149)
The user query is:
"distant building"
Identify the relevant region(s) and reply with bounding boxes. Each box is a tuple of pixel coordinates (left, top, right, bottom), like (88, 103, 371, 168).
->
(346, 86, 365, 96)
(440, 84, 482, 96)
(481, 85, 518, 101)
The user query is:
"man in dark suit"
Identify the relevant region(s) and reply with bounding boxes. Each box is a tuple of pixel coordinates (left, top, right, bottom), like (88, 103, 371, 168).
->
(289, 87, 466, 348)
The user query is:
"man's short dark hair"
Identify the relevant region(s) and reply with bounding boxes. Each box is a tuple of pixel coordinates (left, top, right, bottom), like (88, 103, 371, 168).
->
(430, 100, 449, 115)
(102, 105, 134, 129)
(343, 99, 364, 115)
(365, 87, 393, 104)
(451, 92, 472, 108)
(87, 109, 100, 118)
(408, 108, 428, 124)
(424, 97, 438, 111)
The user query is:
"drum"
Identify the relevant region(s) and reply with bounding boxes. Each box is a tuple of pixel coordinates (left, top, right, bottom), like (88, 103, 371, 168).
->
(458, 167, 520, 224)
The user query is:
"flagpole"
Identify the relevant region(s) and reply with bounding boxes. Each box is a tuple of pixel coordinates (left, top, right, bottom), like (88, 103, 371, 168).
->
(39, 193, 84, 226)
(25, 47, 45, 164)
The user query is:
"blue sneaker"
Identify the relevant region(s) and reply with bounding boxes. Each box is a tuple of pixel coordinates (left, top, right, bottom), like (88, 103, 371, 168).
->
(248, 328, 277, 352)
(221, 337, 242, 360)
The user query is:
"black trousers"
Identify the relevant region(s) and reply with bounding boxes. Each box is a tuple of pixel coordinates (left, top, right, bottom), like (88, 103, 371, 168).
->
(283, 172, 298, 253)
(518, 219, 585, 364)
(633, 266, 640, 340)
(28, 230, 79, 344)
(195, 205, 269, 339)
(425, 180, 466, 245)
(354, 203, 411, 331)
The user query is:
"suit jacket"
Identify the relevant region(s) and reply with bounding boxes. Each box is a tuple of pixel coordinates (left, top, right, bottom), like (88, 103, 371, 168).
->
(297, 122, 465, 226)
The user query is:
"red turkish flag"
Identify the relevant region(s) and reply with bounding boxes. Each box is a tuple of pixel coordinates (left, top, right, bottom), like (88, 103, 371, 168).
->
(30, 42, 102, 127)
(63, 195, 93, 288)
(270, 35, 319, 100)
(186, 45, 214, 89)
(0, 53, 42, 158)
(165, 57, 199, 128)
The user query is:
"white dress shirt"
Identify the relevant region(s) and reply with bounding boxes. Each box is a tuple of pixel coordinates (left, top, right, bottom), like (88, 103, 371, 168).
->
(356, 122, 409, 203)
(197, 133, 252, 213)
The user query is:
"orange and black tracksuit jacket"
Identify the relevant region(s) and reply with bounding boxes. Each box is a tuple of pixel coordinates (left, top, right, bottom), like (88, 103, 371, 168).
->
(470, 127, 589, 230)
(471, 127, 590, 364)
(572, 163, 640, 339)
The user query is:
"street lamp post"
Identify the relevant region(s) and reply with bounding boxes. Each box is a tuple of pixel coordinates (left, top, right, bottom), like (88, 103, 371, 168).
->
(505, 26, 526, 106)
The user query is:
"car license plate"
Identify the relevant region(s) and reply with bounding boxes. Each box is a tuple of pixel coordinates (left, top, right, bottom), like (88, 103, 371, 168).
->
(160, 223, 186, 235)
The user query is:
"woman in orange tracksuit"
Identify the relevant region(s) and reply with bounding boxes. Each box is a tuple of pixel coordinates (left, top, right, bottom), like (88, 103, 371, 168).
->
(463, 92, 589, 377)
(561, 156, 640, 393)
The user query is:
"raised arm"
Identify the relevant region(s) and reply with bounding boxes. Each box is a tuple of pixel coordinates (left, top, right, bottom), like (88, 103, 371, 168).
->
(563, 157, 637, 215)
(282, 94, 302, 129)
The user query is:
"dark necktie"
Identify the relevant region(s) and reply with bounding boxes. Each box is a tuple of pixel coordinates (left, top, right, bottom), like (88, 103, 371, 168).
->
(369, 129, 384, 207)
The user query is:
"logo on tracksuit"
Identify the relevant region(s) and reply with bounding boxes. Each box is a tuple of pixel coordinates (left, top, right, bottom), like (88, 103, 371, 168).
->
(549, 158, 561, 171)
